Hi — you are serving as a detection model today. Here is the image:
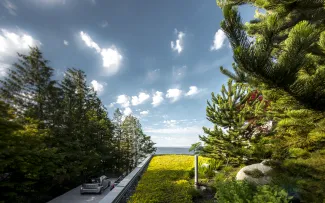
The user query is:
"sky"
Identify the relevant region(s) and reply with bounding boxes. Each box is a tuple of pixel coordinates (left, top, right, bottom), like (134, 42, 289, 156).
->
(0, 0, 256, 147)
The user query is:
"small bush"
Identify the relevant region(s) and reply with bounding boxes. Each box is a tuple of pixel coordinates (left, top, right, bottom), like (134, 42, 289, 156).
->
(252, 185, 291, 203)
(215, 179, 255, 203)
(214, 179, 291, 203)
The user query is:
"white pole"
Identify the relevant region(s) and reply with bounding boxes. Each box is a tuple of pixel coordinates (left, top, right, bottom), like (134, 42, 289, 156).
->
(194, 155, 198, 187)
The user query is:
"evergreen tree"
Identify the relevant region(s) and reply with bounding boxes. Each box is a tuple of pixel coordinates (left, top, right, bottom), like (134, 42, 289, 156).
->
(0, 47, 58, 124)
(112, 108, 124, 173)
(216, 0, 325, 111)
(200, 80, 270, 165)
(121, 115, 156, 171)
(0, 47, 157, 202)
(0, 101, 61, 202)
(137, 133, 156, 160)
(215, 1, 325, 201)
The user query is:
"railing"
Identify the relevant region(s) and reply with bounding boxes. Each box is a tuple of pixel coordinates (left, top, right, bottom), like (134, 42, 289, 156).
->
(99, 155, 153, 203)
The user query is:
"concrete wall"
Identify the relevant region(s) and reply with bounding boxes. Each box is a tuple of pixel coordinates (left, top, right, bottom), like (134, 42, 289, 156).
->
(99, 155, 153, 203)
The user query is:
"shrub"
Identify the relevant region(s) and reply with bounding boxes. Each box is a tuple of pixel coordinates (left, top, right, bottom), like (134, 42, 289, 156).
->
(215, 179, 255, 203)
(214, 179, 291, 203)
(252, 185, 291, 203)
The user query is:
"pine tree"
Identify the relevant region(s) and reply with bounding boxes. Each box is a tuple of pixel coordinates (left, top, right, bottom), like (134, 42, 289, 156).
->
(200, 79, 270, 165)
(217, 0, 325, 111)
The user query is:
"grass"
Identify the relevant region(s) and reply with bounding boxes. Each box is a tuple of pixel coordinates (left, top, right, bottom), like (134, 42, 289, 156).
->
(128, 155, 210, 203)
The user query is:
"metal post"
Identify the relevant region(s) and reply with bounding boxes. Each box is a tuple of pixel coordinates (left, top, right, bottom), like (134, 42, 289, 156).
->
(194, 155, 198, 187)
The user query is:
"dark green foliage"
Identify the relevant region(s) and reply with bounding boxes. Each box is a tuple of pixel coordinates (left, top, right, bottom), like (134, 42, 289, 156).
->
(215, 179, 255, 202)
(120, 115, 156, 172)
(188, 187, 203, 199)
(268, 150, 325, 203)
(252, 185, 291, 203)
(211, 1, 325, 201)
(0, 47, 156, 202)
(215, 179, 291, 203)
(200, 79, 270, 165)
(217, 0, 325, 111)
(189, 142, 203, 155)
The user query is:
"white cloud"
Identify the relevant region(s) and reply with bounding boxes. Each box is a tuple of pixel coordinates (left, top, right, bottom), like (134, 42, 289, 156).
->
(123, 107, 132, 116)
(166, 88, 182, 102)
(152, 91, 164, 107)
(210, 29, 227, 51)
(90, 80, 106, 95)
(140, 110, 149, 115)
(63, 40, 69, 46)
(163, 120, 177, 127)
(101, 47, 122, 75)
(144, 119, 205, 146)
(80, 31, 101, 53)
(0, 29, 41, 77)
(3, 0, 17, 16)
(116, 95, 130, 108)
(131, 92, 150, 106)
(80, 31, 122, 76)
(185, 86, 200, 96)
(150, 134, 201, 147)
(171, 29, 185, 54)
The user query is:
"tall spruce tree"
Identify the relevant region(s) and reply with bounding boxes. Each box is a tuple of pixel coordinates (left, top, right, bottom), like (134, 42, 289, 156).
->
(0, 47, 58, 124)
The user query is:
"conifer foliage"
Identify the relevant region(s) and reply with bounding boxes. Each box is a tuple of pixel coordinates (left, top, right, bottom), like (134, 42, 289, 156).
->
(218, 0, 325, 111)
(0, 47, 156, 202)
(199, 0, 325, 201)
(200, 80, 270, 165)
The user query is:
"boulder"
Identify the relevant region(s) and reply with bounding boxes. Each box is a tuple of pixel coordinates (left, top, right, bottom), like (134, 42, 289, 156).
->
(236, 161, 273, 185)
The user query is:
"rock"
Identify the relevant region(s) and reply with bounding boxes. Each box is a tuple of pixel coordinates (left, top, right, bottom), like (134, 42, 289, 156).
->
(236, 161, 273, 185)
(200, 186, 207, 191)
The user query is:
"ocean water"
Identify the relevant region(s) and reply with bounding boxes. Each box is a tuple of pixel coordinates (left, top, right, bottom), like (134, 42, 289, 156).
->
(155, 147, 193, 155)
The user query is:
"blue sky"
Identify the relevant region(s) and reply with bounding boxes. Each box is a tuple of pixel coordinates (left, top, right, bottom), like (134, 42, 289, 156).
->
(0, 0, 256, 147)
